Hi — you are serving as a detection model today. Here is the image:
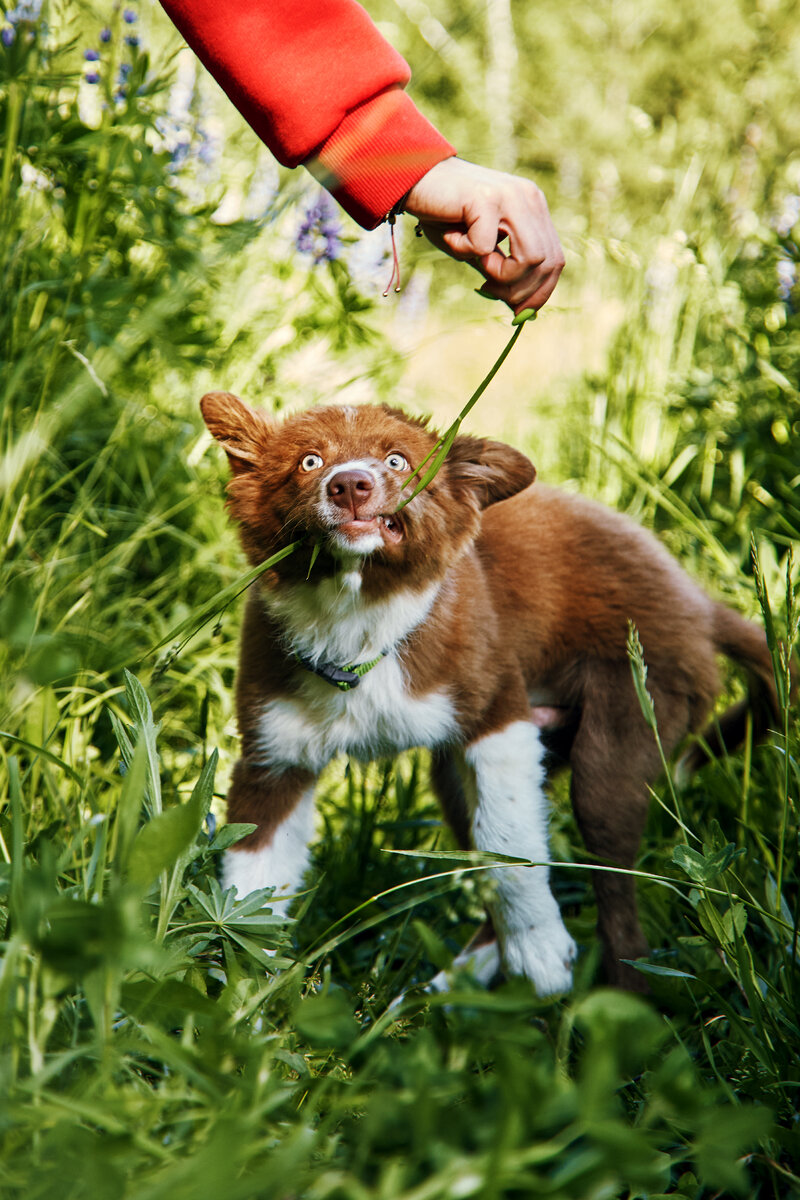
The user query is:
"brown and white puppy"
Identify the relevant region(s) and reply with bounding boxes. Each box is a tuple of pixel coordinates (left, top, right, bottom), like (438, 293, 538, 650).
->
(201, 393, 777, 994)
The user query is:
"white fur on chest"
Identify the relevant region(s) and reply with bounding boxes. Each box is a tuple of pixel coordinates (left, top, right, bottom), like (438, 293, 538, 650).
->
(254, 655, 457, 772)
(264, 574, 440, 665)
(254, 574, 456, 772)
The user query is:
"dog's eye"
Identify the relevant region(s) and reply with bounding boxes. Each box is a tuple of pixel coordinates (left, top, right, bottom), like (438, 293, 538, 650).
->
(385, 452, 408, 472)
(300, 453, 323, 472)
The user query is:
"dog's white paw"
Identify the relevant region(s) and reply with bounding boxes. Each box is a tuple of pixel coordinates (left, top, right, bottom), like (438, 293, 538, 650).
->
(426, 940, 502, 995)
(501, 918, 577, 996)
(387, 940, 502, 1012)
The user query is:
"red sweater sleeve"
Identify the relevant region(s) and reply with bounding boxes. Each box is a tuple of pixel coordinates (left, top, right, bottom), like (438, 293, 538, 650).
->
(159, 0, 455, 229)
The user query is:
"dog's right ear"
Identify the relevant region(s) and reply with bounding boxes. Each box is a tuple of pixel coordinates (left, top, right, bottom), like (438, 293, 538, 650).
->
(200, 392, 272, 475)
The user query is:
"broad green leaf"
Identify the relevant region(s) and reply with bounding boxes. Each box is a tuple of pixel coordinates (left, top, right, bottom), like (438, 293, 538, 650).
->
(127, 802, 203, 888)
(695, 1104, 774, 1194)
(293, 991, 358, 1048)
(274, 1048, 311, 1078)
(229, 887, 283, 918)
(120, 978, 218, 1022)
(721, 901, 748, 942)
(189, 750, 218, 821)
(123, 670, 162, 815)
(696, 897, 729, 943)
(672, 842, 742, 884)
(226, 927, 285, 965)
(113, 739, 148, 875)
(108, 708, 134, 768)
(126, 753, 215, 889)
(411, 919, 452, 971)
(211, 822, 258, 852)
(226, 912, 289, 935)
(186, 880, 227, 923)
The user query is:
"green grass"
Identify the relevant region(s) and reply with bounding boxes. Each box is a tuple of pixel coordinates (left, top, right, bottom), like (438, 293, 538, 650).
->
(1, 2, 799, 1197)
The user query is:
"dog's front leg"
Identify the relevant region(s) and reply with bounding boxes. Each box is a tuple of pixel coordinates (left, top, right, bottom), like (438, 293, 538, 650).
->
(222, 759, 318, 916)
(465, 720, 577, 996)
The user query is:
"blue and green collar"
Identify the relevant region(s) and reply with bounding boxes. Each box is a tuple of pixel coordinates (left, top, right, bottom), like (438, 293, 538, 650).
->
(294, 650, 387, 691)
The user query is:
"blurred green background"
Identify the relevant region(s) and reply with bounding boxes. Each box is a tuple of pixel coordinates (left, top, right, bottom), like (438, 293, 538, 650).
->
(1, 1, 798, 1197)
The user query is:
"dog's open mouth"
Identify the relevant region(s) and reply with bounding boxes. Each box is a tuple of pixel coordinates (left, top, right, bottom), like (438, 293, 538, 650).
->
(335, 512, 404, 546)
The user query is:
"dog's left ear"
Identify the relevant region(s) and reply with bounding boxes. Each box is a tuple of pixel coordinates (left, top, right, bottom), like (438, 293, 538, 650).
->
(445, 435, 536, 508)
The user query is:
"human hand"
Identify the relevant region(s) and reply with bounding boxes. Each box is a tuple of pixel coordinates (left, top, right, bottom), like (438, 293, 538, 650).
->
(404, 157, 564, 314)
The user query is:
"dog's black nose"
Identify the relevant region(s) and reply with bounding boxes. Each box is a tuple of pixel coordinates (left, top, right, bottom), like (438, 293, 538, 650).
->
(327, 469, 374, 512)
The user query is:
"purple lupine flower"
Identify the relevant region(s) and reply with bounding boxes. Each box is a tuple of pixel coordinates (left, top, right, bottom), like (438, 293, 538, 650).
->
(123, 8, 137, 22)
(100, 26, 111, 42)
(777, 255, 796, 301)
(125, 34, 139, 48)
(6, 1, 42, 23)
(118, 61, 132, 78)
(1, 25, 14, 45)
(85, 70, 100, 84)
(295, 194, 341, 263)
(84, 47, 100, 61)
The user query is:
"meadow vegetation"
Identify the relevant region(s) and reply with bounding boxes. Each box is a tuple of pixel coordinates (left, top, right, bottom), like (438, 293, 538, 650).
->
(1, 1, 798, 1196)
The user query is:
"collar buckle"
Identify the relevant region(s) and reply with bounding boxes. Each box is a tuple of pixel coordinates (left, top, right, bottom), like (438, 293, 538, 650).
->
(294, 651, 386, 691)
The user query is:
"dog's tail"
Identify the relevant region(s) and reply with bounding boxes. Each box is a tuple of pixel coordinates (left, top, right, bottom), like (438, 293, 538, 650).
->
(679, 604, 782, 776)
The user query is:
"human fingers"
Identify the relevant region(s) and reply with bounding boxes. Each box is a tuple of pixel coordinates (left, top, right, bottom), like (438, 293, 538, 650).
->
(463, 186, 563, 307)
(413, 210, 503, 263)
(481, 185, 562, 268)
(477, 235, 564, 310)
(404, 159, 565, 309)
(439, 201, 502, 258)
(477, 210, 564, 309)
(478, 263, 563, 313)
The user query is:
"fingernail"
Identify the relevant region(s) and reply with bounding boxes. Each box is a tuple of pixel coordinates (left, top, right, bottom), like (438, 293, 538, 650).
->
(474, 286, 501, 302)
(511, 308, 537, 326)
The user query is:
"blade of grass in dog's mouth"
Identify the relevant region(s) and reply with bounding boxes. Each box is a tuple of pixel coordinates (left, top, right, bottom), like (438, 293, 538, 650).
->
(395, 316, 532, 511)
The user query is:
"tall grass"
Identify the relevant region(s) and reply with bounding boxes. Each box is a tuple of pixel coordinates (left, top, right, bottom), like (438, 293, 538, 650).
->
(2, 2, 798, 1197)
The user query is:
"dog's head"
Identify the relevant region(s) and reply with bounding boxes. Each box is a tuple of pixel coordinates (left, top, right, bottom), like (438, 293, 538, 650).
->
(201, 393, 535, 589)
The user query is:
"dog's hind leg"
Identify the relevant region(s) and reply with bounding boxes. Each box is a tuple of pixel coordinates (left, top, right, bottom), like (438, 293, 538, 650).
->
(222, 760, 318, 916)
(569, 661, 691, 990)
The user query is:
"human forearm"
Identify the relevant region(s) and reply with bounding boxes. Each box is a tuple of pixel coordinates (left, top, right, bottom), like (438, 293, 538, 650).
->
(159, 0, 455, 227)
